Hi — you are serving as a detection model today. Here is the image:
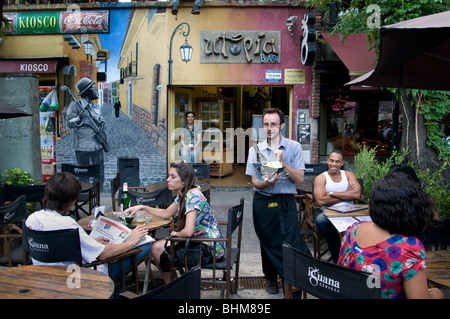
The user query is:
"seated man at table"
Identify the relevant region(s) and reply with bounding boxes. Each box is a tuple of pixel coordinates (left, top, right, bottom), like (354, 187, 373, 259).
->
(25, 172, 151, 281)
(313, 150, 361, 263)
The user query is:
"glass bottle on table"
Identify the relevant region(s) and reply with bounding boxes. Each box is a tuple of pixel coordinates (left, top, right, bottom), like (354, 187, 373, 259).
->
(120, 182, 131, 212)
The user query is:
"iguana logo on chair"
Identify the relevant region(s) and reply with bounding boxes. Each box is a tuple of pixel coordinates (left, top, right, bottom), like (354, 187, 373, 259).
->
(28, 238, 49, 252)
(308, 266, 340, 292)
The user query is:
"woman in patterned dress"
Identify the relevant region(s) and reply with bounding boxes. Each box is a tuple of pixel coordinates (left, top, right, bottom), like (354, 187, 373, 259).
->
(338, 172, 443, 299)
(124, 161, 224, 283)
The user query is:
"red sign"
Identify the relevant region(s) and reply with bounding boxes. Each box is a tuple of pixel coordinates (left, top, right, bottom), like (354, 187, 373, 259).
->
(0, 60, 58, 74)
(60, 11, 109, 33)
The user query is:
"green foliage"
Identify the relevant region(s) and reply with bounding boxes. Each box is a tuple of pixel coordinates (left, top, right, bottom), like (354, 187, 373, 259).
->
(354, 147, 450, 219)
(0, 168, 40, 186)
(353, 146, 405, 200)
(415, 163, 450, 219)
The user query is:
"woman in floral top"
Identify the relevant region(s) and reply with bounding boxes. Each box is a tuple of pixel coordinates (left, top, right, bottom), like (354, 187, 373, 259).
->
(338, 172, 443, 299)
(124, 161, 224, 283)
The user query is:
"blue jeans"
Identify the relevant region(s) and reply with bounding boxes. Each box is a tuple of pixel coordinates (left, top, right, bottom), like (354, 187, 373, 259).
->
(181, 147, 201, 164)
(316, 212, 341, 263)
(109, 242, 152, 282)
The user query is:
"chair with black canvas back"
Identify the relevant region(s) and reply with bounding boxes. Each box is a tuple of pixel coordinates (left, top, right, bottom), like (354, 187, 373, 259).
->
(128, 187, 172, 209)
(110, 172, 121, 212)
(282, 243, 380, 299)
(169, 198, 244, 299)
(0, 195, 28, 266)
(120, 265, 201, 299)
(61, 163, 101, 219)
(3, 184, 46, 209)
(22, 225, 143, 294)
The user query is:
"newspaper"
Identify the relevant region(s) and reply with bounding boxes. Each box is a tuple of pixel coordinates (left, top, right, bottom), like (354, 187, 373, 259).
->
(89, 216, 154, 247)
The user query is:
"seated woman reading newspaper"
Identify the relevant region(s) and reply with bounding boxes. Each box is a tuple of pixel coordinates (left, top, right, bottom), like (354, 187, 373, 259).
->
(124, 161, 225, 283)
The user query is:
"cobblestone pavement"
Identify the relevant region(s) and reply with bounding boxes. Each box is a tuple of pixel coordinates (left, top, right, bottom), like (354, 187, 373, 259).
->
(56, 102, 167, 192)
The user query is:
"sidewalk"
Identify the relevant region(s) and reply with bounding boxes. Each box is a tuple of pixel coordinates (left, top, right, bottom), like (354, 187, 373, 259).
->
(101, 187, 316, 299)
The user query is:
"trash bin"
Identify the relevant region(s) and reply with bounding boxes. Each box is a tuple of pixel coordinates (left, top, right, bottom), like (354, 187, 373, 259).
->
(117, 157, 140, 187)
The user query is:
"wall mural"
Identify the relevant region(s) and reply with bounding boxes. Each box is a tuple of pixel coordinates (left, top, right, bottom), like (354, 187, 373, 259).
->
(56, 7, 168, 192)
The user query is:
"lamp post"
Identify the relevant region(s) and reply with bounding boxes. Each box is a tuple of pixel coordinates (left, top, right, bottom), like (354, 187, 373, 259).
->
(168, 22, 192, 85)
(83, 39, 93, 62)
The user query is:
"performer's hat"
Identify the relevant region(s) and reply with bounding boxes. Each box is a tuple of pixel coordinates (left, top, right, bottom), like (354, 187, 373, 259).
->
(76, 77, 95, 96)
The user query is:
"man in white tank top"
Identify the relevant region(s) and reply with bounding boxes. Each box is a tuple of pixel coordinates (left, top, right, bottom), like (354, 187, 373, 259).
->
(313, 150, 361, 263)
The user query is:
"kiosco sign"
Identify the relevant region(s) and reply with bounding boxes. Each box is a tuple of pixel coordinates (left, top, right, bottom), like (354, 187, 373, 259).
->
(3, 11, 109, 35)
(0, 60, 58, 74)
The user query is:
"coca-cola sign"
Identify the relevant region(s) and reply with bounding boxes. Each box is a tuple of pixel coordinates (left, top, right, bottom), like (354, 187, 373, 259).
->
(60, 11, 109, 34)
(2, 11, 109, 35)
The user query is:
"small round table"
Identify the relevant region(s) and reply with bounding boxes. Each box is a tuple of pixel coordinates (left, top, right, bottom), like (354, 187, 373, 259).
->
(0, 265, 114, 299)
(77, 212, 173, 234)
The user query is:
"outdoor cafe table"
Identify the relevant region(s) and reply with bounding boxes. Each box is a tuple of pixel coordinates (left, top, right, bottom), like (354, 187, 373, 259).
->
(426, 250, 450, 290)
(323, 204, 370, 234)
(0, 265, 114, 299)
(77, 212, 173, 236)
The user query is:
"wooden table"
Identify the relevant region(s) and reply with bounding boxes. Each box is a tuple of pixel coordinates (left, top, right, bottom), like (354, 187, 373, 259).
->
(324, 204, 370, 234)
(324, 204, 369, 218)
(78, 212, 173, 234)
(0, 265, 114, 299)
(426, 250, 450, 290)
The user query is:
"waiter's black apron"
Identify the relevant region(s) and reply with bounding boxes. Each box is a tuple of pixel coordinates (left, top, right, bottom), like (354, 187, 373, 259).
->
(253, 192, 311, 278)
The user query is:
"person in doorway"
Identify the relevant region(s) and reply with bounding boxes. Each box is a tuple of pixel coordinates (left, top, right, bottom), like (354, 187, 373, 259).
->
(246, 108, 310, 294)
(25, 172, 151, 282)
(180, 111, 202, 164)
(313, 150, 361, 263)
(113, 98, 121, 118)
(170, 0, 204, 15)
(123, 161, 224, 284)
(338, 172, 443, 299)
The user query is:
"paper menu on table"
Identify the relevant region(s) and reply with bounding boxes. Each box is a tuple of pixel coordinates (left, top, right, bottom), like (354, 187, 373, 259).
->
(328, 216, 373, 233)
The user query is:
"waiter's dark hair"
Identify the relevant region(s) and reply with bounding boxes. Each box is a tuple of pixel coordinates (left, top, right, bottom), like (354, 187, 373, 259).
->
(262, 108, 285, 125)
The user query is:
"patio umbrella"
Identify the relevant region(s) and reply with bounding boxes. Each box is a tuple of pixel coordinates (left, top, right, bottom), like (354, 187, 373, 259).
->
(346, 10, 450, 91)
(0, 101, 33, 119)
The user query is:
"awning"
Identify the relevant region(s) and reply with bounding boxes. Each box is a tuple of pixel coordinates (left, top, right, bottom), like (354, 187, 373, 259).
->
(321, 33, 377, 76)
(346, 11, 450, 91)
(0, 60, 58, 74)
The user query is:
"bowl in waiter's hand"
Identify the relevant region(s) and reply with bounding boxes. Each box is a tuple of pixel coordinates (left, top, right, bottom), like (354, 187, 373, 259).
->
(263, 162, 285, 174)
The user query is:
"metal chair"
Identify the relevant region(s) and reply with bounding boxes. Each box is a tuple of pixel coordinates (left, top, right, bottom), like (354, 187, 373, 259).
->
(61, 163, 101, 219)
(120, 265, 201, 299)
(128, 186, 174, 293)
(297, 163, 327, 244)
(110, 172, 121, 211)
(282, 243, 380, 299)
(0, 195, 28, 266)
(22, 225, 142, 294)
(169, 198, 245, 299)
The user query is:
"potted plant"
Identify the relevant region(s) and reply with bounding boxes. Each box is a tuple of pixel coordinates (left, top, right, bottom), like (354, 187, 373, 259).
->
(0, 169, 44, 209)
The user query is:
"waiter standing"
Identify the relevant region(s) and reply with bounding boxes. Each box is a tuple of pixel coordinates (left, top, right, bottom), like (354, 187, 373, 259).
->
(246, 108, 311, 295)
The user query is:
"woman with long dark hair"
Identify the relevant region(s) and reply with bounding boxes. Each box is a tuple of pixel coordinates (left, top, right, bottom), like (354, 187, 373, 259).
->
(338, 172, 443, 299)
(124, 161, 224, 283)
